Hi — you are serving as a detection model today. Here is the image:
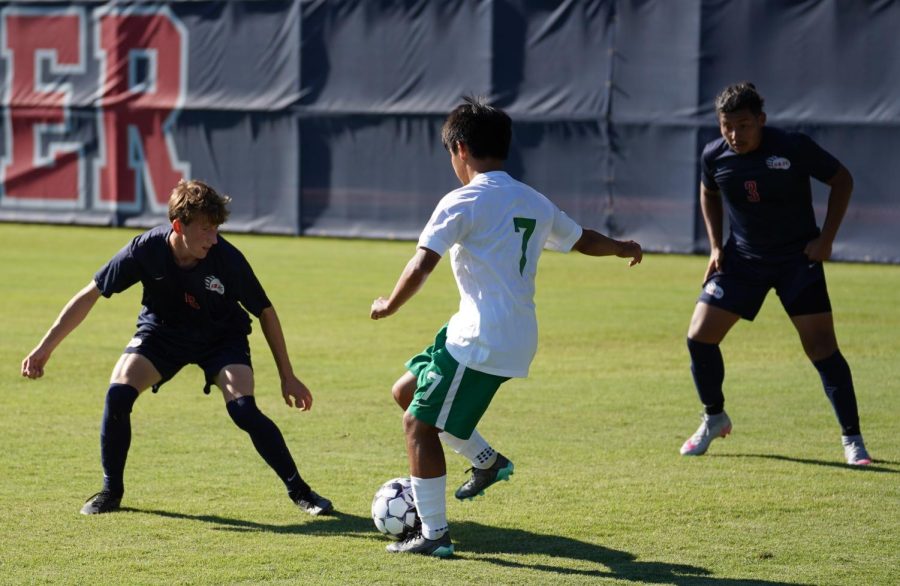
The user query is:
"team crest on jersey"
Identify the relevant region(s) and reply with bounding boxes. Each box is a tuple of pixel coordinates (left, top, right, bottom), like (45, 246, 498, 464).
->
(704, 281, 724, 300)
(204, 275, 225, 295)
(766, 156, 791, 170)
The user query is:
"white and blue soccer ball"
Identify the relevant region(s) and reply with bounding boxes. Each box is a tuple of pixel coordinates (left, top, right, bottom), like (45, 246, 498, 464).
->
(371, 477, 420, 540)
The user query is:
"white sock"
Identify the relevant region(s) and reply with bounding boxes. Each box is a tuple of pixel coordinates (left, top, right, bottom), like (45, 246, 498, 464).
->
(439, 429, 498, 469)
(410, 475, 448, 540)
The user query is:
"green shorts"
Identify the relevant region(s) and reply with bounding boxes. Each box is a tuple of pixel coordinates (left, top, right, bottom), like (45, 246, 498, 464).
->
(405, 325, 510, 439)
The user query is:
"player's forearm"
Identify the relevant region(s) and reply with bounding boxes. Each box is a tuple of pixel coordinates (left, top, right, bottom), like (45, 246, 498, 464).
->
(820, 166, 853, 242)
(378, 248, 440, 316)
(700, 189, 724, 250)
(38, 282, 101, 353)
(384, 258, 431, 313)
(259, 307, 295, 380)
(572, 229, 627, 257)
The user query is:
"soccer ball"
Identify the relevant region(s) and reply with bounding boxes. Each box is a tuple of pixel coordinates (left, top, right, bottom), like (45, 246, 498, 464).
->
(371, 477, 420, 540)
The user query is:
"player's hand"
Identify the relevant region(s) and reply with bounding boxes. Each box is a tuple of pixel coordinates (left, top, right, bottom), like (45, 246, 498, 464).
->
(21, 346, 51, 379)
(618, 240, 643, 267)
(281, 374, 313, 411)
(804, 236, 832, 263)
(370, 297, 394, 320)
(704, 248, 724, 282)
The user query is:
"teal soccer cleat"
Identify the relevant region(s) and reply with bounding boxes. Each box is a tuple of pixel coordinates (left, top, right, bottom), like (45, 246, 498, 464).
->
(455, 453, 514, 500)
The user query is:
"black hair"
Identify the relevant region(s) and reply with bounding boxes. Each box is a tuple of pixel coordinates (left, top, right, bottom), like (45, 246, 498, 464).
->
(441, 95, 512, 160)
(715, 82, 765, 116)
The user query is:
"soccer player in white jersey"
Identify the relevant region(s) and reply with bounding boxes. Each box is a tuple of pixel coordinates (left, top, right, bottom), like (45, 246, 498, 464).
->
(370, 96, 643, 557)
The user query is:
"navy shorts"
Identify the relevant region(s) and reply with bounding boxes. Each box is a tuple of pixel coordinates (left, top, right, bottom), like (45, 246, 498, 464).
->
(123, 327, 252, 393)
(698, 246, 832, 321)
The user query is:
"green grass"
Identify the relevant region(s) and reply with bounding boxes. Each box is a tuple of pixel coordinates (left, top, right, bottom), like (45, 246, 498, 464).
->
(1, 224, 897, 585)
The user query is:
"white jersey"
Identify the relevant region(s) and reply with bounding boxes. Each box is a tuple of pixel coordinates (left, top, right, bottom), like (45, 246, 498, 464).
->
(418, 171, 582, 377)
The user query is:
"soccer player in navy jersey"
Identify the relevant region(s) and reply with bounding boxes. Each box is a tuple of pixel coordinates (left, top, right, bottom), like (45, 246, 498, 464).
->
(21, 180, 333, 514)
(680, 82, 871, 465)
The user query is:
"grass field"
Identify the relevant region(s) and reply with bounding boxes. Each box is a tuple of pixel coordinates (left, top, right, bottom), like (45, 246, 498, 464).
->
(1, 223, 897, 586)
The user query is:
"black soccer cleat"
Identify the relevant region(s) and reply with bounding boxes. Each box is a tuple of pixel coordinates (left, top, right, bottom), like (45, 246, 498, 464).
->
(386, 530, 454, 557)
(292, 489, 334, 516)
(454, 453, 514, 500)
(80, 490, 123, 515)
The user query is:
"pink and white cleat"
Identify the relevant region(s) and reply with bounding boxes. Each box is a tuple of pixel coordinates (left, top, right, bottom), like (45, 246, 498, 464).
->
(842, 434, 872, 466)
(680, 412, 732, 456)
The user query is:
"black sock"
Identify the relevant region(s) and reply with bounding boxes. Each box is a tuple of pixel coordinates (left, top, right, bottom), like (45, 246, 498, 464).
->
(687, 338, 725, 415)
(100, 383, 139, 495)
(813, 350, 861, 436)
(226, 396, 310, 497)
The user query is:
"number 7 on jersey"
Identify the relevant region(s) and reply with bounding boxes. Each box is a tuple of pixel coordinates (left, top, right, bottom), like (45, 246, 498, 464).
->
(513, 217, 536, 275)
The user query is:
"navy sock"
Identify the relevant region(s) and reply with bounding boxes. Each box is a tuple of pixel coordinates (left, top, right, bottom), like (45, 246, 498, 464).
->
(100, 383, 139, 495)
(226, 396, 310, 497)
(687, 338, 725, 415)
(813, 350, 861, 436)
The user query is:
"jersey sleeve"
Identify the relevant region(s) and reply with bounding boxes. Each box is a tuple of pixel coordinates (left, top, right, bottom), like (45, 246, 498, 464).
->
(93, 241, 142, 298)
(544, 207, 583, 252)
(231, 250, 271, 317)
(793, 133, 841, 183)
(700, 145, 718, 191)
(417, 192, 471, 256)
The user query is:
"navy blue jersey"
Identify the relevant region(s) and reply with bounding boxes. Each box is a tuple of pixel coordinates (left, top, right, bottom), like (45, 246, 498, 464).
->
(94, 225, 271, 342)
(701, 127, 840, 260)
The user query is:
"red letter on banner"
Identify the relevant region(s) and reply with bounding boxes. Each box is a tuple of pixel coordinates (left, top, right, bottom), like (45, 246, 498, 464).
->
(1, 9, 84, 205)
(95, 8, 189, 212)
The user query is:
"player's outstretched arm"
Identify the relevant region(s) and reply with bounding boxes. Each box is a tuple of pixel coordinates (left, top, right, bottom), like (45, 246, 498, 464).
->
(805, 164, 853, 262)
(259, 306, 312, 411)
(370, 247, 441, 320)
(22, 281, 102, 379)
(572, 229, 643, 267)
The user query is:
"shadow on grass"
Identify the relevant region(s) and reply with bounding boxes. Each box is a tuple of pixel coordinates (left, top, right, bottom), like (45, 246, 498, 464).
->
(125, 508, 807, 585)
(124, 508, 375, 536)
(712, 453, 898, 473)
(452, 521, 810, 586)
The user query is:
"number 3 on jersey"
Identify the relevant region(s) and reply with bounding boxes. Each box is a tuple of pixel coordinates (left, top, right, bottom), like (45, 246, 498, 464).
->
(513, 217, 536, 275)
(744, 180, 761, 203)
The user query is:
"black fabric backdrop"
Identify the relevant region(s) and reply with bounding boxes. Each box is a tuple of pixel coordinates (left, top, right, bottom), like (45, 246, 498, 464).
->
(1, 0, 897, 262)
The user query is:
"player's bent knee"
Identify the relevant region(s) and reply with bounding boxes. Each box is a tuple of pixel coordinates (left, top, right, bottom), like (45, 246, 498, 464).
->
(392, 382, 414, 409)
(401, 410, 416, 432)
(687, 337, 719, 353)
(791, 313, 838, 361)
(391, 373, 417, 409)
(226, 395, 270, 432)
(106, 383, 139, 415)
(804, 340, 839, 362)
(402, 410, 429, 435)
(402, 411, 437, 438)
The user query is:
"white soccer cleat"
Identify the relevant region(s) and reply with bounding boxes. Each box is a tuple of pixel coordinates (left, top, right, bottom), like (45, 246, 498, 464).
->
(842, 434, 872, 466)
(680, 412, 733, 456)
